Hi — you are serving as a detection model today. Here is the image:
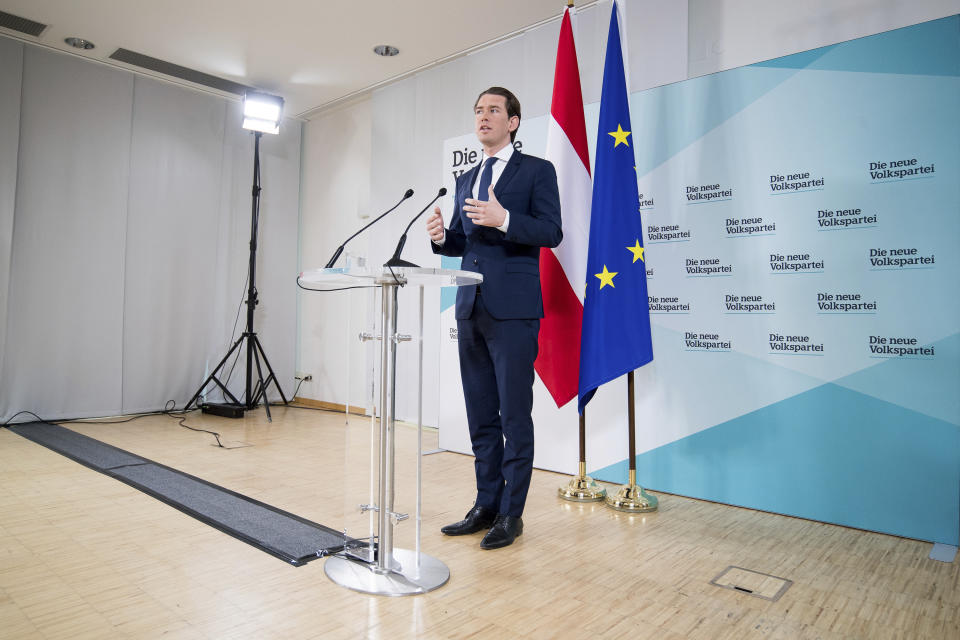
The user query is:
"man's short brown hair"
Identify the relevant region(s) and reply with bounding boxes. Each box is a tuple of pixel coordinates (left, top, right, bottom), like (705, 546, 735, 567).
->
(475, 86, 521, 142)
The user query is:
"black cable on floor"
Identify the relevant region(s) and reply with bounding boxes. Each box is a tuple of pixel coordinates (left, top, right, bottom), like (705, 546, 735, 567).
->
(160, 400, 225, 448)
(1, 410, 46, 427)
(2, 403, 226, 449)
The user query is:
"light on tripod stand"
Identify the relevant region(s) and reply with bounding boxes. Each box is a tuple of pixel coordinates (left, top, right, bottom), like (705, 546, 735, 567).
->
(242, 92, 284, 134)
(184, 90, 289, 420)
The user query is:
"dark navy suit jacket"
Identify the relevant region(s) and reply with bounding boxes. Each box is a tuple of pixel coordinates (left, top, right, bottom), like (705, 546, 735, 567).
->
(432, 150, 563, 318)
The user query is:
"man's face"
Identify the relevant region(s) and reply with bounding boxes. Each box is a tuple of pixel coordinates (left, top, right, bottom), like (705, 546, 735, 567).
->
(474, 94, 517, 149)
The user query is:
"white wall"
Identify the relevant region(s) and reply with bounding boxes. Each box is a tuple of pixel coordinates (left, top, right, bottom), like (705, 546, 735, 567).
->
(296, 0, 960, 426)
(297, 98, 376, 413)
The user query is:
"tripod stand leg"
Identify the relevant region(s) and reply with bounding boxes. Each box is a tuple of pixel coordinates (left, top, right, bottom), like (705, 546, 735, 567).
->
(249, 370, 272, 407)
(210, 375, 242, 404)
(251, 344, 272, 422)
(252, 334, 289, 404)
(184, 335, 246, 410)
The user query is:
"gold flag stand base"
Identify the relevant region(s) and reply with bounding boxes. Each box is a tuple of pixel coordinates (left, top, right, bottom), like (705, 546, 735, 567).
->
(558, 463, 607, 502)
(605, 470, 658, 513)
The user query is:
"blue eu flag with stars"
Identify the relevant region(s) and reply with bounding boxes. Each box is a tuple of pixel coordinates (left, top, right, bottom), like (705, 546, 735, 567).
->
(578, 1, 654, 414)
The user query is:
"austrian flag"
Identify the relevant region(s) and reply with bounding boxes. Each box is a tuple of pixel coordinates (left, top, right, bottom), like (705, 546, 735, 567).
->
(535, 7, 592, 408)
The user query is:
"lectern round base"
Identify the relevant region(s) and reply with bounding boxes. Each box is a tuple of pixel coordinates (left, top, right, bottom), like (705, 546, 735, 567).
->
(324, 548, 450, 596)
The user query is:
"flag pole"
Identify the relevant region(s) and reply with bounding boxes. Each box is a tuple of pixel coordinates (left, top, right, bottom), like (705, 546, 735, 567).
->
(546, 0, 603, 503)
(604, 371, 658, 512)
(558, 408, 606, 501)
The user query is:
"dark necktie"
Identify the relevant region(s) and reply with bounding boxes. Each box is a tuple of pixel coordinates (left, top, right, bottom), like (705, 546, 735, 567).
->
(477, 156, 497, 202)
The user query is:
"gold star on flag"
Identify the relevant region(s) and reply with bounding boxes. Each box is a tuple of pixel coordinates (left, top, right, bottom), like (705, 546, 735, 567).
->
(608, 124, 631, 148)
(595, 265, 617, 290)
(627, 240, 645, 264)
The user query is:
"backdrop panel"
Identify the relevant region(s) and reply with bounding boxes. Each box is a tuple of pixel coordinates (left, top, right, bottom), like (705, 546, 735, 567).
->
(121, 77, 228, 413)
(595, 15, 960, 545)
(2, 47, 133, 420)
(0, 38, 23, 399)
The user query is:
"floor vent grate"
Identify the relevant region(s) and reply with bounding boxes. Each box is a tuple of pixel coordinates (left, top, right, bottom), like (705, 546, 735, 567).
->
(710, 565, 793, 601)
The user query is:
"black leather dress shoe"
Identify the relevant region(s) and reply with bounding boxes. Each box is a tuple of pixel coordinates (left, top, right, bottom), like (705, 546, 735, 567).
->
(441, 505, 497, 536)
(480, 515, 523, 549)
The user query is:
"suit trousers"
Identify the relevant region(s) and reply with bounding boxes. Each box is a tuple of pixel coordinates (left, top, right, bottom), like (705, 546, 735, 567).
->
(457, 291, 540, 518)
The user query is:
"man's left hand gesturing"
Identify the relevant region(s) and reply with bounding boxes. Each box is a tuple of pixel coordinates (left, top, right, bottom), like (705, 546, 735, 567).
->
(464, 187, 507, 228)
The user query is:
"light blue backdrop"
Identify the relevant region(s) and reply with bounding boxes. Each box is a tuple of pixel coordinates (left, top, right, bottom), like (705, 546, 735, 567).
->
(591, 16, 960, 545)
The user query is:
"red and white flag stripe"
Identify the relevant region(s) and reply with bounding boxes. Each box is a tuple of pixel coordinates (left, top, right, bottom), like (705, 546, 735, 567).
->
(536, 7, 592, 408)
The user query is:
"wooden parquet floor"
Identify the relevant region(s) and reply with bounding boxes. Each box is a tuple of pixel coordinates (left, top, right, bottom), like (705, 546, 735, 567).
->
(1, 407, 957, 639)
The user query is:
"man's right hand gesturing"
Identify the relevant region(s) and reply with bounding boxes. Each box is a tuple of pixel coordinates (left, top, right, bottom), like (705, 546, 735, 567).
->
(426, 207, 445, 244)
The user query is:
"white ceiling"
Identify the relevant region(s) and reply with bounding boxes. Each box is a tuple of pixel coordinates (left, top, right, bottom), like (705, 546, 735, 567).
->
(0, 0, 586, 119)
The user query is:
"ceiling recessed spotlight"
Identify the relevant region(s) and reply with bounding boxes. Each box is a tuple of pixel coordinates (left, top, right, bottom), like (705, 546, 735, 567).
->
(64, 37, 95, 50)
(373, 45, 399, 57)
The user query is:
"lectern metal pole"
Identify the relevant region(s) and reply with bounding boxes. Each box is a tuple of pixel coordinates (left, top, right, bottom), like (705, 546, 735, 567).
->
(375, 281, 398, 572)
(367, 287, 378, 551)
(415, 285, 424, 568)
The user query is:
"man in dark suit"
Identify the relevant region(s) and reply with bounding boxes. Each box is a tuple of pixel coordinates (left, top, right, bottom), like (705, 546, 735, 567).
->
(426, 87, 562, 549)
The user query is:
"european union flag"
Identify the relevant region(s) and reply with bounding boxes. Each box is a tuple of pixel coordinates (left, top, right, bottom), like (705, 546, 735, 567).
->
(578, 1, 653, 414)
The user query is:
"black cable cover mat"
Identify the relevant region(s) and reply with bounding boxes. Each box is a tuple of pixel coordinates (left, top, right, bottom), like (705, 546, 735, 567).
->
(9, 421, 347, 566)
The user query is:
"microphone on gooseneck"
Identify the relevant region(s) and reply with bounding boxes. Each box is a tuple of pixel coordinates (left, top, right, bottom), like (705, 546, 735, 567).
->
(384, 187, 448, 268)
(324, 188, 415, 268)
